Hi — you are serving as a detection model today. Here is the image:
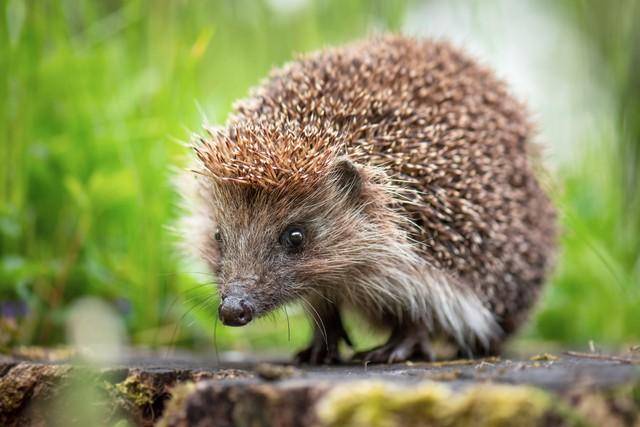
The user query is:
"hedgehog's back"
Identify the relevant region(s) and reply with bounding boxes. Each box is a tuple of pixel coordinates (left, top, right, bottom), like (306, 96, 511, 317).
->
(230, 36, 557, 332)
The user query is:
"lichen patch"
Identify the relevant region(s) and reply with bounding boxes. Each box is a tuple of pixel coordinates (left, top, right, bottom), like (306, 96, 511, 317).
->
(316, 381, 582, 427)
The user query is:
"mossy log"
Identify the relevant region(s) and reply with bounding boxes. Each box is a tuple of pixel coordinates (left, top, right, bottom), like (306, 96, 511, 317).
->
(0, 350, 638, 426)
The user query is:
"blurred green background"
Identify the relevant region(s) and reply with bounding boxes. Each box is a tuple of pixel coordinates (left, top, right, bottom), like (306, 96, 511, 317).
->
(1, 0, 639, 355)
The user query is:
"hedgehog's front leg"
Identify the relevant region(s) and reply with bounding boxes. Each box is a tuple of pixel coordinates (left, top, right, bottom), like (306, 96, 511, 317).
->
(295, 302, 352, 365)
(354, 324, 434, 364)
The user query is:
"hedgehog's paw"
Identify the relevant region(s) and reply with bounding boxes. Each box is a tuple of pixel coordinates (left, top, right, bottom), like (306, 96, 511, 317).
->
(353, 326, 433, 364)
(294, 339, 342, 365)
(294, 320, 352, 365)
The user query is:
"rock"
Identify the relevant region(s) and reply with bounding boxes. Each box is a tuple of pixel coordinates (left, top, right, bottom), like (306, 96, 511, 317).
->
(0, 350, 638, 426)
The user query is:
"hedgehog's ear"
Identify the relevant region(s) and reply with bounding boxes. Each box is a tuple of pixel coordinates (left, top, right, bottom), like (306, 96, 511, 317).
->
(331, 159, 363, 201)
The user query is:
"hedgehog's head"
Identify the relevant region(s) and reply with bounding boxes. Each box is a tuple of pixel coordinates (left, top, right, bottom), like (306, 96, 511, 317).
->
(188, 122, 406, 326)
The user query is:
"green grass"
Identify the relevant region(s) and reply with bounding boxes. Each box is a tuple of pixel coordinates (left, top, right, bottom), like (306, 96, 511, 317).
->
(1, 0, 638, 353)
(531, 138, 640, 345)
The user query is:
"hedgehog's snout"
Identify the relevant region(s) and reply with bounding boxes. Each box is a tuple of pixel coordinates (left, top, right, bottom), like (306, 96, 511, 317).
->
(219, 295, 254, 326)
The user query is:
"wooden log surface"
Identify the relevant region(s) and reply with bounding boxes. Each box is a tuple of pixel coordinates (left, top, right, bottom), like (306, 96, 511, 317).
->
(0, 349, 639, 426)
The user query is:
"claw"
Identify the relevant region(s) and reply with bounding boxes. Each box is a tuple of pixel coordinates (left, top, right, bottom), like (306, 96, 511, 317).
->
(353, 325, 433, 364)
(295, 342, 341, 365)
(294, 307, 352, 365)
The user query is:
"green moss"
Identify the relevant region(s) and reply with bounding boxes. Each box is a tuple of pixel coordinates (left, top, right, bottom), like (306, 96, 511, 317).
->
(317, 381, 586, 427)
(113, 372, 156, 408)
(0, 319, 18, 354)
(632, 381, 640, 406)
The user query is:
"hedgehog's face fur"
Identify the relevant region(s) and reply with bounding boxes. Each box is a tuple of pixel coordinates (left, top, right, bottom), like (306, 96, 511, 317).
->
(199, 159, 401, 326)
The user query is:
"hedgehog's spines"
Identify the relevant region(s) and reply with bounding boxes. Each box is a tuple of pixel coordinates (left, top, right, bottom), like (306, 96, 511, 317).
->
(190, 35, 556, 348)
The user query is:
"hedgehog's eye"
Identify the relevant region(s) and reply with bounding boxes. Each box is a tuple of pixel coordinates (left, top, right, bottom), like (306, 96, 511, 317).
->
(214, 228, 222, 242)
(280, 226, 305, 252)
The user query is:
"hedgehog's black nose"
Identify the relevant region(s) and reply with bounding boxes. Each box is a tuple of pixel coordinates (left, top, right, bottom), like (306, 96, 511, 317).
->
(219, 296, 253, 326)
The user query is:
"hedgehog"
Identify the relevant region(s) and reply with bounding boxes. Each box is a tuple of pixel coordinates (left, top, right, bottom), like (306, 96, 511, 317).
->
(180, 35, 557, 364)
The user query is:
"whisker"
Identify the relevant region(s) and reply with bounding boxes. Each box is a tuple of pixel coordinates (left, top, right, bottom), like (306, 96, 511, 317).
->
(180, 291, 216, 309)
(156, 271, 217, 279)
(305, 287, 334, 305)
(159, 293, 181, 348)
(180, 282, 217, 296)
(185, 295, 217, 327)
(166, 294, 216, 357)
(300, 300, 323, 344)
(298, 295, 327, 349)
(213, 314, 220, 365)
(283, 306, 291, 342)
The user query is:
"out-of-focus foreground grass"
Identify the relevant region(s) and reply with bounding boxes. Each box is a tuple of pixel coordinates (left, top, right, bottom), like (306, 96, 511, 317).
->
(1, 0, 638, 354)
